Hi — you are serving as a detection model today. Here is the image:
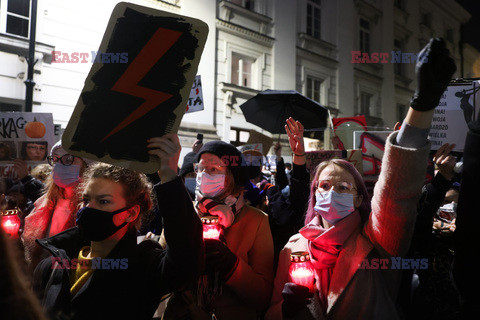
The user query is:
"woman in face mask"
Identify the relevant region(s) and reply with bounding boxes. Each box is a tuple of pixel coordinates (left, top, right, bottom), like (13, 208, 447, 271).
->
(22, 140, 91, 272)
(32, 133, 203, 320)
(163, 140, 274, 320)
(268, 37, 455, 320)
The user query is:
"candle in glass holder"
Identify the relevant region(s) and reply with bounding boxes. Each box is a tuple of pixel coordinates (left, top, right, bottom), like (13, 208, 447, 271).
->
(201, 215, 221, 240)
(289, 251, 315, 292)
(1, 209, 21, 239)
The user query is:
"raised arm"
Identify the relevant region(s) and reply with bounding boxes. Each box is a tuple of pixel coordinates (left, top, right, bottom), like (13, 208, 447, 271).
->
(145, 134, 204, 294)
(285, 118, 310, 231)
(365, 38, 456, 257)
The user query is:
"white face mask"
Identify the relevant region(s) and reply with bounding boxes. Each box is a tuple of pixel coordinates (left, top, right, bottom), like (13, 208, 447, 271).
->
(196, 172, 226, 198)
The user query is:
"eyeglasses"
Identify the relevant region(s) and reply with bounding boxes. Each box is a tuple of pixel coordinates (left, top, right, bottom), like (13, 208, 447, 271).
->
(317, 180, 356, 194)
(47, 154, 76, 166)
(193, 163, 227, 175)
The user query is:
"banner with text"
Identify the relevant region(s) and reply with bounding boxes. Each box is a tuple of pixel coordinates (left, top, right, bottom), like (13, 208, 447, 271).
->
(429, 80, 480, 152)
(0, 112, 55, 179)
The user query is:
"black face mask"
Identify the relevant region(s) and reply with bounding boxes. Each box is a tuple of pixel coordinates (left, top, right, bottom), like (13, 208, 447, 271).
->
(76, 206, 130, 241)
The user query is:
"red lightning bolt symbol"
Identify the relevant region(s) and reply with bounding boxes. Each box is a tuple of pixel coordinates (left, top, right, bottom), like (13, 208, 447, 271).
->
(100, 28, 183, 142)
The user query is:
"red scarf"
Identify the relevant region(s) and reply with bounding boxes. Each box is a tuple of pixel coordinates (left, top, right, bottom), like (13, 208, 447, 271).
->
(299, 211, 361, 310)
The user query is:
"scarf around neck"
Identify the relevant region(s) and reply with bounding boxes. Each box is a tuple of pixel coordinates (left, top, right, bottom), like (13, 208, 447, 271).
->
(195, 192, 245, 228)
(299, 210, 361, 310)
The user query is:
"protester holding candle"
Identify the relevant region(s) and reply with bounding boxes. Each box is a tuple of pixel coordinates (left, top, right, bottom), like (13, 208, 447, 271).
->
(32, 133, 204, 320)
(266, 38, 456, 319)
(163, 140, 274, 320)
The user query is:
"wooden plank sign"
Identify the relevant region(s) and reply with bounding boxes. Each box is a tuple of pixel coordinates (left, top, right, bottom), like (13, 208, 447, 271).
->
(62, 2, 209, 173)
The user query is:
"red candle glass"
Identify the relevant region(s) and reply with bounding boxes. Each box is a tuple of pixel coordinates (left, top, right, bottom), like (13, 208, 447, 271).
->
(201, 215, 221, 240)
(289, 251, 315, 292)
(1, 209, 21, 239)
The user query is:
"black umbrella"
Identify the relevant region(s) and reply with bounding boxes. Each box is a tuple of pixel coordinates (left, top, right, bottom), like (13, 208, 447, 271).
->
(239, 90, 329, 136)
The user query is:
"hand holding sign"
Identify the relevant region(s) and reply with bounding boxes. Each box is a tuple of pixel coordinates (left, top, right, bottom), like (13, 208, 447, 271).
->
(433, 143, 456, 181)
(147, 134, 181, 183)
(410, 38, 456, 112)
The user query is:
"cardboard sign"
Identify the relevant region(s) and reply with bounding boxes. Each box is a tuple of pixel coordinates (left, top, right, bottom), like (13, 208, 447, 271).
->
(246, 130, 274, 156)
(62, 3, 209, 173)
(305, 149, 363, 178)
(429, 81, 480, 152)
(0, 112, 55, 179)
(185, 75, 204, 113)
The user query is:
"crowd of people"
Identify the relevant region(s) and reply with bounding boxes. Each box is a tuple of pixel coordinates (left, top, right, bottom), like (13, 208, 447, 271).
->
(0, 38, 477, 319)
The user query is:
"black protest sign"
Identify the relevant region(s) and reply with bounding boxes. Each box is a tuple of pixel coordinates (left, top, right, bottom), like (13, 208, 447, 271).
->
(62, 3, 208, 173)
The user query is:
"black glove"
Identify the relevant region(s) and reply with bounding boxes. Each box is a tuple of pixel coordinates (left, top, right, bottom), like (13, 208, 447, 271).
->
(410, 38, 456, 112)
(204, 239, 239, 280)
(281, 282, 313, 318)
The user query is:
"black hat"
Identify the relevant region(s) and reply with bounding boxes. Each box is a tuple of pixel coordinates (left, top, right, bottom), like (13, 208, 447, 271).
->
(179, 152, 197, 177)
(196, 141, 248, 187)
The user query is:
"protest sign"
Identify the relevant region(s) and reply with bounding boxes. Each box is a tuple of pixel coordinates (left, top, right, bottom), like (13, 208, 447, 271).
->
(185, 75, 204, 113)
(332, 115, 367, 150)
(62, 3, 209, 173)
(237, 143, 263, 154)
(429, 80, 480, 152)
(246, 130, 274, 156)
(305, 149, 362, 178)
(0, 112, 55, 179)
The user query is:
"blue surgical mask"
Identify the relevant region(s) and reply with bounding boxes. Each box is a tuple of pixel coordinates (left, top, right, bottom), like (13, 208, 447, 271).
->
(314, 190, 355, 225)
(196, 172, 225, 198)
(52, 163, 81, 189)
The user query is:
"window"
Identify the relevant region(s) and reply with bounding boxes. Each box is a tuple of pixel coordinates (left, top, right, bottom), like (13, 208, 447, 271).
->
(306, 76, 321, 102)
(230, 128, 250, 146)
(359, 18, 370, 53)
(394, 0, 405, 10)
(360, 92, 373, 116)
(445, 28, 454, 43)
(229, 0, 255, 11)
(397, 104, 407, 122)
(393, 39, 403, 76)
(231, 53, 255, 88)
(307, 0, 321, 39)
(420, 12, 431, 28)
(0, 0, 31, 38)
(0, 102, 22, 112)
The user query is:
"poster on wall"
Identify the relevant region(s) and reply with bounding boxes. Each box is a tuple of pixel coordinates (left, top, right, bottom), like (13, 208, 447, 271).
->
(429, 80, 480, 152)
(185, 75, 204, 113)
(62, 2, 209, 173)
(0, 112, 55, 179)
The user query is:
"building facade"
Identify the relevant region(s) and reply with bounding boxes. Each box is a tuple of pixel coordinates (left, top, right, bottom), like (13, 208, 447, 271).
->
(0, 0, 476, 159)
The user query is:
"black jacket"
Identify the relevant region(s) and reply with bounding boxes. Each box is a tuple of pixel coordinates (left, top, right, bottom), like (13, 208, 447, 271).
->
(453, 128, 480, 315)
(33, 176, 204, 320)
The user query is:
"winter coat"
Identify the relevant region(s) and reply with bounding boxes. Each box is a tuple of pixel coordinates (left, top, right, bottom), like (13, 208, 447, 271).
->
(453, 128, 480, 316)
(164, 204, 274, 320)
(266, 131, 430, 319)
(22, 194, 77, 271)
(32, 177, 204, 320)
